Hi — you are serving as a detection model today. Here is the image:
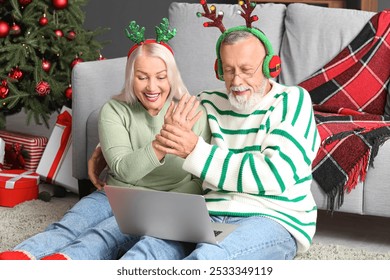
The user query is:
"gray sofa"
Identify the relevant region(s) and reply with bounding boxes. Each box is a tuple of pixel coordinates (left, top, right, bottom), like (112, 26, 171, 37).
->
(72, 3, 390, 217)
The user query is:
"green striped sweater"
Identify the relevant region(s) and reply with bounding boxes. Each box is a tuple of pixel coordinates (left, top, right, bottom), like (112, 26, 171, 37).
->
(182, 80, 321, 253)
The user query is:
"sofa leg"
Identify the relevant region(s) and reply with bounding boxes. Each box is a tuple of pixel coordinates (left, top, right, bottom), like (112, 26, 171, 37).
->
(78, 179, 96, 199)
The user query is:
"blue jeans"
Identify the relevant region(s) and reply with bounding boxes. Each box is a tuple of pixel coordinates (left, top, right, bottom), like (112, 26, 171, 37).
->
(120, 215, 297, 260)
(14, 190, 138, 260)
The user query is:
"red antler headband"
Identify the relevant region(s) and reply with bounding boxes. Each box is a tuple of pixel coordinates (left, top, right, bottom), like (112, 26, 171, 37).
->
(125, 18, 177, 58)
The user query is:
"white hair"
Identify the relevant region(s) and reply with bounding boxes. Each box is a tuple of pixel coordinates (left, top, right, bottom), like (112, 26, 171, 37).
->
(113, 43, 188, 104)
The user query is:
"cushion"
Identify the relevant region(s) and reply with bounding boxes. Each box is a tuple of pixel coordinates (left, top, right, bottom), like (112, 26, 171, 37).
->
(168, 2, 286, 95)
(279, 3, 375, 86)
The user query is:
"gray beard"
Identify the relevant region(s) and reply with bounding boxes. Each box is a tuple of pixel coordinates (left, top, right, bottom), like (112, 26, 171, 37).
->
(228, 79, 267, 112)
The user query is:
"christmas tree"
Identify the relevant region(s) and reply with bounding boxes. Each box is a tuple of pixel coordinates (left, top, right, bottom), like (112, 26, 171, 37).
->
(0, 0, 109, 129)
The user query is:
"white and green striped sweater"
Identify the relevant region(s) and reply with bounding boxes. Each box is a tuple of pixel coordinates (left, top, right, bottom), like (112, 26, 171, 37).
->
(182, 80, 321, 253)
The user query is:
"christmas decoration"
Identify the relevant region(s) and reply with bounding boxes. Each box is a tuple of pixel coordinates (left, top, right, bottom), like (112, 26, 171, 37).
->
(42, 59, 51, 72)
(35, 81, 50, 96)
(0, 20, 10, 38)
(65, 85, 72, 99)
(52, 0, 68, 10)
(8, 67, 23, 80)
(18, 0, 32, 7)
(0, 0, 109, 129)
(70, 56, 83, 68)
(0, 81, 9, 98)
(54, 29, 63, 37)
(39, 14, 48, 26)
(10, 23, 21, 35)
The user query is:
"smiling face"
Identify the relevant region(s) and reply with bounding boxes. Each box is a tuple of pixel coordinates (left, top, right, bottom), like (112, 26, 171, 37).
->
(220, 35, 271, 111)
(133, 55, 170, 116)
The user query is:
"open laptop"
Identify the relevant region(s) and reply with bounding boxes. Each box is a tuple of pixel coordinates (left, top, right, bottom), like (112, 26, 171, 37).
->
(104, 185, 238, 244)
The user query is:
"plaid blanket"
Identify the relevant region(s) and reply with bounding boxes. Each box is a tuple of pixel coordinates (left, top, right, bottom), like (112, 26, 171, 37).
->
(299, 10, 390, 211)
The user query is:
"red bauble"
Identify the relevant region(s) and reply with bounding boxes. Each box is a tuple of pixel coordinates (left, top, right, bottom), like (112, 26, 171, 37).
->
(70, 57, 84, 69)
(66, 31, 76, 40)
(52, 0, 68, 9)
(18, 0, 32, 6)
(0, 80, 9, 99)
(98, 54, 106, 60)
(8, 67, 23, 81)
(35, 81, 51, 97)
(10, 23, 21, 35)
(42, 59, 51, 72)
(0, 21, 10, 38)
(39, 15, 48, 26)
(54, 29, 63, 37)
(65, 85, 72, 99)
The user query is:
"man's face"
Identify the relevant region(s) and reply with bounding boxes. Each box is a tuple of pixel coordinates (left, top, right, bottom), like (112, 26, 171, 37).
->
(220, 36, 268, 111)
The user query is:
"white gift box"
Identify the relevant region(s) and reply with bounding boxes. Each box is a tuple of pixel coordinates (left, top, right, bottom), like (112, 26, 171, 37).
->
(36, 106, 79, 193)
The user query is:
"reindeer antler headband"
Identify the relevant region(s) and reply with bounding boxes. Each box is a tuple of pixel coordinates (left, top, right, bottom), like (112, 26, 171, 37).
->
(125, 18, 177, 58)
(197, 0, 282, 79)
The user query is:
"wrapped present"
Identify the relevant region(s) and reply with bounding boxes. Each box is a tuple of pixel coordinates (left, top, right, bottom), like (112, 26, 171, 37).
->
(36, 106, 79, 193)
(0, 130, 48, 171)
(0, 169, 40, 207)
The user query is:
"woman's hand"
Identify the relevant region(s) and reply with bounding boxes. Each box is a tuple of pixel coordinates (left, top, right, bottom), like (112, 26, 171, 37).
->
(88, 145, 107, 190)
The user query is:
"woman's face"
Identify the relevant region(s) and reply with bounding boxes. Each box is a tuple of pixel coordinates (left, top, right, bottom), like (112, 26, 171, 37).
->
(133, 55, 170, 116)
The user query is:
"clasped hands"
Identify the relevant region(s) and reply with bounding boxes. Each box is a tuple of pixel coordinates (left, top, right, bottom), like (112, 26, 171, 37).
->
(153, 94, 202, 159)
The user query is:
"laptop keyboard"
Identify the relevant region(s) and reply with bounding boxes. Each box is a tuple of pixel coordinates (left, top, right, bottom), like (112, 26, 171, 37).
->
(214, 230, 223, 237)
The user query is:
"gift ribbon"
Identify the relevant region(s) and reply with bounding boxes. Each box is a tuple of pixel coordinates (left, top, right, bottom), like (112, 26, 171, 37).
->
(46, 110, 72, 183)
(3, 170, 40, 189)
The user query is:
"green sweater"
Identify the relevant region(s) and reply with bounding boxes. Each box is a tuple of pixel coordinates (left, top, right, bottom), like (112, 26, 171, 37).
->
(98, 99, 211, 194)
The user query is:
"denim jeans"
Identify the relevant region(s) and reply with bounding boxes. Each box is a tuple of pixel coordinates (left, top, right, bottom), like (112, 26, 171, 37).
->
(120, 215, 297, 260)
(14, 190, 138, 260)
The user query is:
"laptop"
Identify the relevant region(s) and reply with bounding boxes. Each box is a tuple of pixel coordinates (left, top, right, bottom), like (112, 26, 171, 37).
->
(104, 185, 238, 244)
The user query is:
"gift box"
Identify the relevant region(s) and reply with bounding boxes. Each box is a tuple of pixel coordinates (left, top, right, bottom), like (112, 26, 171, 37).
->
(36, 106, 79, 193)
(0, 169, 40, 207)
(0, 130, 48, 171)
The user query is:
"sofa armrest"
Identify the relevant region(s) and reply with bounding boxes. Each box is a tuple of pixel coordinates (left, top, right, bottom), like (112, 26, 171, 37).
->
(71, 56, 127, 180)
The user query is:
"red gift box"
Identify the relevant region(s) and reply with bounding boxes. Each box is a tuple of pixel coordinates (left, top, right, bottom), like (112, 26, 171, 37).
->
(0, 130, 48, 171)
(0, 169, 40, 207)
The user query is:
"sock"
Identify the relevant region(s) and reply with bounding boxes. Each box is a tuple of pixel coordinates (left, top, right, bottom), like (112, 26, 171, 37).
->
(40, 253, 70, 260)
(0, 250, 34, 260)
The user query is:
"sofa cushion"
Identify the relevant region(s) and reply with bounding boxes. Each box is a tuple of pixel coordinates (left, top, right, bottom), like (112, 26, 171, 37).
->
(168, 2, 286, 95)
(279, 3, 375, 86)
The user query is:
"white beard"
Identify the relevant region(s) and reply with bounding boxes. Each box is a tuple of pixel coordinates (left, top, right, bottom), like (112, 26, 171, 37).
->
(228, 79, 267, 112)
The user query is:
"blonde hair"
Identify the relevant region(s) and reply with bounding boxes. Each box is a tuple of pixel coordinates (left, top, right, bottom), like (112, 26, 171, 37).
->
(113, 43, 188, 104)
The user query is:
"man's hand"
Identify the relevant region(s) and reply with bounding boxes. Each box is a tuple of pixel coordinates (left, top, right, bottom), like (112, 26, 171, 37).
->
(88, 145, 107, 190)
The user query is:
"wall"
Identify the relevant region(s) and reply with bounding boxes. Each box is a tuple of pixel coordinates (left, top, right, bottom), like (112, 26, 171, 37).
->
(6, 0, 389, 136)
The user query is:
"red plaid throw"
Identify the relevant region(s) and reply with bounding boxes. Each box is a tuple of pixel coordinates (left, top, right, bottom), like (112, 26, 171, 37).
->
(299, 10, 390, 211)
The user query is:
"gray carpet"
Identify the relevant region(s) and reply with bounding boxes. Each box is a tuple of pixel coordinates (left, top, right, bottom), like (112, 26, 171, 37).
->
(1, 194, 390, 260)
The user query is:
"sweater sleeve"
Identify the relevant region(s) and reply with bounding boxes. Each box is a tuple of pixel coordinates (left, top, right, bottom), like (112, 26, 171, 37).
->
(98, 101, 163, 183)
(183, 87, 320, 196)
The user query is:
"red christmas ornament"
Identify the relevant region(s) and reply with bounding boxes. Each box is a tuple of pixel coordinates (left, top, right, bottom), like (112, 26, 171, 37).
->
(70, 57, 84, 68)
(0, 80, 9, 99)
(42, 59, 51, 72)
(52, 0, 68, 9)
(18, 0, 32, 6)
(54, 29, 63, 37)
(98, 54, 106, 60)
(65, 85, 72, 99)
(0, 20, 10, 38)
(10, 23, 21, 35)
(39, 14, 48, 26)
(35, 81, 51, 97)
(8, 67, 23, 81)
(66, 30, 76, 40)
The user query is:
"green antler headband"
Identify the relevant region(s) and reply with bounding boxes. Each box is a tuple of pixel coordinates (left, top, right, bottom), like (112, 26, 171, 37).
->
(125, 18, 176, 57)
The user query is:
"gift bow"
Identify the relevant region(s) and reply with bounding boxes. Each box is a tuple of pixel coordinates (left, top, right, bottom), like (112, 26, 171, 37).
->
(46, 110, 72, 183)
(3, 170, 40, 189)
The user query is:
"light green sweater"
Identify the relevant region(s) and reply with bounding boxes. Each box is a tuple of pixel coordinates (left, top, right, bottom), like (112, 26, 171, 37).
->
(98, 99, 211, 194)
